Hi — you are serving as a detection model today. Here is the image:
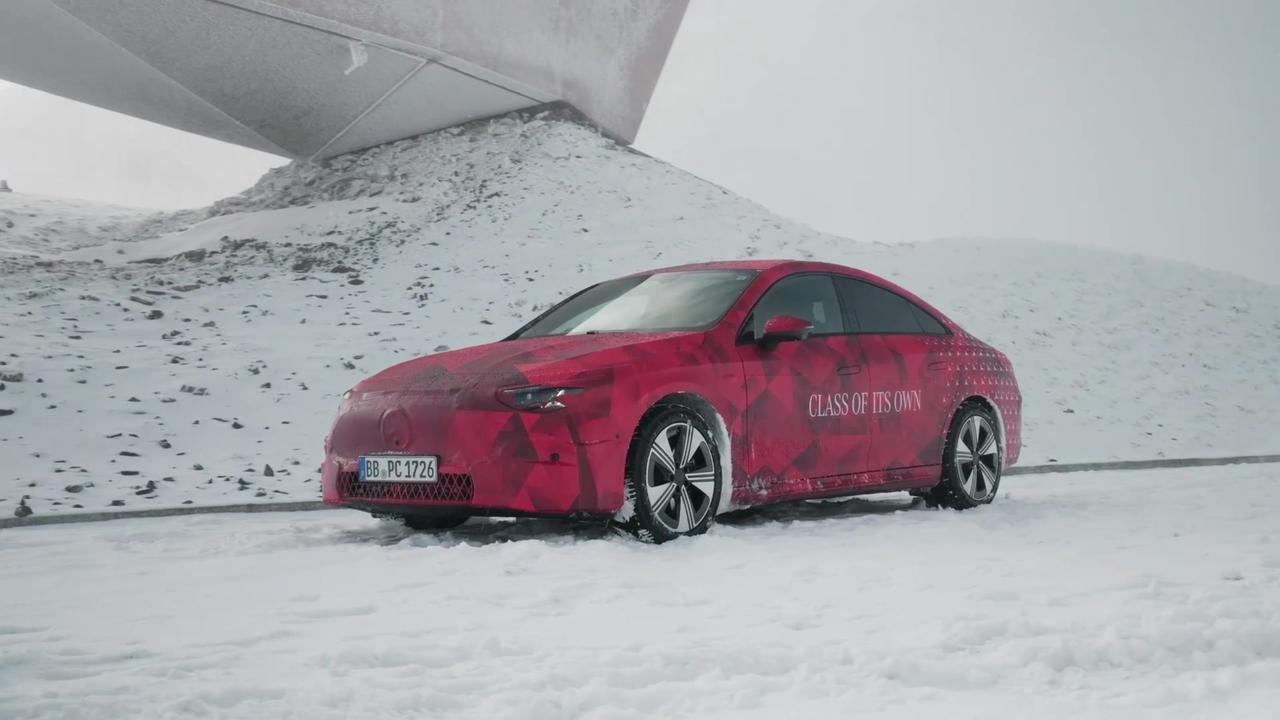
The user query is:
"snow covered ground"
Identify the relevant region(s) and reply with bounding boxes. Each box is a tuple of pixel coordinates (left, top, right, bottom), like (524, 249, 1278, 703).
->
(2, 467, 1278, 719)
(2, 113, 1278, 518)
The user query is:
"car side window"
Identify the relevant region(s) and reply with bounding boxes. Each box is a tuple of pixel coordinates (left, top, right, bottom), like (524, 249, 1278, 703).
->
(835, 276, 948, 335)
(744, 274, 845, 341)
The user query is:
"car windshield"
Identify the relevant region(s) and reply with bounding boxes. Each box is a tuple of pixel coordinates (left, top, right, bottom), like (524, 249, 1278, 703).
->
(513, 270, 758, 338)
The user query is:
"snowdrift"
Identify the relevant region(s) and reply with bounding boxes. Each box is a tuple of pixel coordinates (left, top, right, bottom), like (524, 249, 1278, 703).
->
(2, 112, 1278, 516)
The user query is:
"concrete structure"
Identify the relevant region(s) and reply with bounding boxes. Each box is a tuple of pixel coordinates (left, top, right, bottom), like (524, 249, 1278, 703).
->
(0, 0, 688, 159)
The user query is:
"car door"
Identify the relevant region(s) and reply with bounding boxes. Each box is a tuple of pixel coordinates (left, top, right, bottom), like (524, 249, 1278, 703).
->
(835, 275, 955, 472)
(736, 273, 872, 497)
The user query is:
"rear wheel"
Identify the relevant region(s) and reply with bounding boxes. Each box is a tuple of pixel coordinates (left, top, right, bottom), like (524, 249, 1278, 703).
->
(925, 402, 1002, 509)
(401, 511, 470, 532)
(619, 405, 722, 543)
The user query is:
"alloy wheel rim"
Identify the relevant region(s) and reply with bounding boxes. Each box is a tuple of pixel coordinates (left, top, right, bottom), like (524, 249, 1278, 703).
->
(954, 415, 999, 500)
(645, 421, 717, 533)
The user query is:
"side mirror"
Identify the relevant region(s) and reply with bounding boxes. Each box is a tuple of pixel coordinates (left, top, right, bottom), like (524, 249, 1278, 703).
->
(759, 315, 813, 348)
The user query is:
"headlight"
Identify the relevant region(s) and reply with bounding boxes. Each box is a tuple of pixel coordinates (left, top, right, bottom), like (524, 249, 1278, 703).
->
(496, 385, 583, 411)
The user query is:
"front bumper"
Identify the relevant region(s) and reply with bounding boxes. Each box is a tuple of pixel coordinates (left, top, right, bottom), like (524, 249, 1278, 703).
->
(321, 391, 629, 516)
(322, 439, 626, 516)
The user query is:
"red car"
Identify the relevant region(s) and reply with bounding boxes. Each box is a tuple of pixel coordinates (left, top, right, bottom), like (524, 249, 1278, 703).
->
(323, 260, 1021, 542)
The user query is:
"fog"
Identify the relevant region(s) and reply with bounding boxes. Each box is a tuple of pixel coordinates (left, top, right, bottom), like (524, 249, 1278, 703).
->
(1, 0, 1276, 281)
(638, 0, 1280, 283)
(0, 80, 283, 211)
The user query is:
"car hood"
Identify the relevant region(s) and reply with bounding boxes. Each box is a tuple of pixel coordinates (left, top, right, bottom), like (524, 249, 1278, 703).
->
(352, 331, 696, 395)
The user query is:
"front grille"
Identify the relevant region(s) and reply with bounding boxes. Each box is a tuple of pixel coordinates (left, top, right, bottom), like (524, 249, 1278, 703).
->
(337, 471, 474, 504)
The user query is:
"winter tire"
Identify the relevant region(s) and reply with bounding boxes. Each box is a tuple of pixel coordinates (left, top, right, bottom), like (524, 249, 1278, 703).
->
(619, 404, 723, 543)
(926, 402, 1002, 510)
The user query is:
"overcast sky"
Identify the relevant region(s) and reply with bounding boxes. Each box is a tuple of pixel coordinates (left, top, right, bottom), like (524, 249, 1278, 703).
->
(1, 0, 1276, 282)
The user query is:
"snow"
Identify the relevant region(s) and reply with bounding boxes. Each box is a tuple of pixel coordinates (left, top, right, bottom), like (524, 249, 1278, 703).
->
(2, 467, 1278, 719)
(2, 112, 1279, 518)
(0, 193, 154, 257)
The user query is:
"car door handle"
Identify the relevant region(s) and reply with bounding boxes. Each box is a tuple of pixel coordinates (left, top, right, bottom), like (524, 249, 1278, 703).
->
(837, 364, 862, 375)
(927, 361, 948, 371)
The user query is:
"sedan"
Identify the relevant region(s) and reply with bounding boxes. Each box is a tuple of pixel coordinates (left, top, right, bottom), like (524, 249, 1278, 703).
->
(322, 260, 1022, 542)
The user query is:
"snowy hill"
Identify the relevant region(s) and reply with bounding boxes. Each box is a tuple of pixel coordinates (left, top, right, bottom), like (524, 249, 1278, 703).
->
(2, 112, 1278, 517)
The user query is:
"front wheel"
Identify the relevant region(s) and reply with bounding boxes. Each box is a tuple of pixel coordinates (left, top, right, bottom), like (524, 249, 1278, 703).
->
(618, 405, 722, 543)
(925, 402, 1002, 510)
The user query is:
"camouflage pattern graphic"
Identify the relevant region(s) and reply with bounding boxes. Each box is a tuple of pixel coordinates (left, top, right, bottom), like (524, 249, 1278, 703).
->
(323, 260, 1022, 517)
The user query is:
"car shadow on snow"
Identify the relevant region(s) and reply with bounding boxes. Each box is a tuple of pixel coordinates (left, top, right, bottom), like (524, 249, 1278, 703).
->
(332, 516, 614, 547)
(332, 494, 924, 547)
(717, 493, 922, 528)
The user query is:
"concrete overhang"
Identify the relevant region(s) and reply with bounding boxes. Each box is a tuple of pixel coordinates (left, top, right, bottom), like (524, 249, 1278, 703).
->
(0, 0, 688, 159)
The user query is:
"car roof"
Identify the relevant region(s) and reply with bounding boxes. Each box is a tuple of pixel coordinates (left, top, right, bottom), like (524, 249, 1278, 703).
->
(632, 259, 961, 331)
(639, 259, 865, 276)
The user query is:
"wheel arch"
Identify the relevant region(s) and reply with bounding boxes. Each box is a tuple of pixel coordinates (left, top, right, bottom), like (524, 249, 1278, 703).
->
(957, 394, 1006, 466)
(630, 391, 735, 517)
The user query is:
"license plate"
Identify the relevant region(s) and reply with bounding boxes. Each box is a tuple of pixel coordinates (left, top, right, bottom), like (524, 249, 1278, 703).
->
(359, 455, 439, 482)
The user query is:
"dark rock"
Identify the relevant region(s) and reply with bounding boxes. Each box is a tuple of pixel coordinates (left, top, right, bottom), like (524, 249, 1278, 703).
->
(255, 489, 268, 497)
(119, 451, 140, 457)
(159, 439, 172, 449)
(0, 409, 13, 417)
(231, 421, 244, 430)
(127, 397, 141, 403)
(145, 310, 164, 320)
(263, 464, 274, 477)
(192, 463, 204, 471)
(0, 372, 23, 382)
(348, 277, 364, 285)
(119, 470, 140, 476)
(135, 481, 157, 496)
(110, 499, 125, 507)
(128, 295, 155, 306)
(65, 484, 84, 493)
